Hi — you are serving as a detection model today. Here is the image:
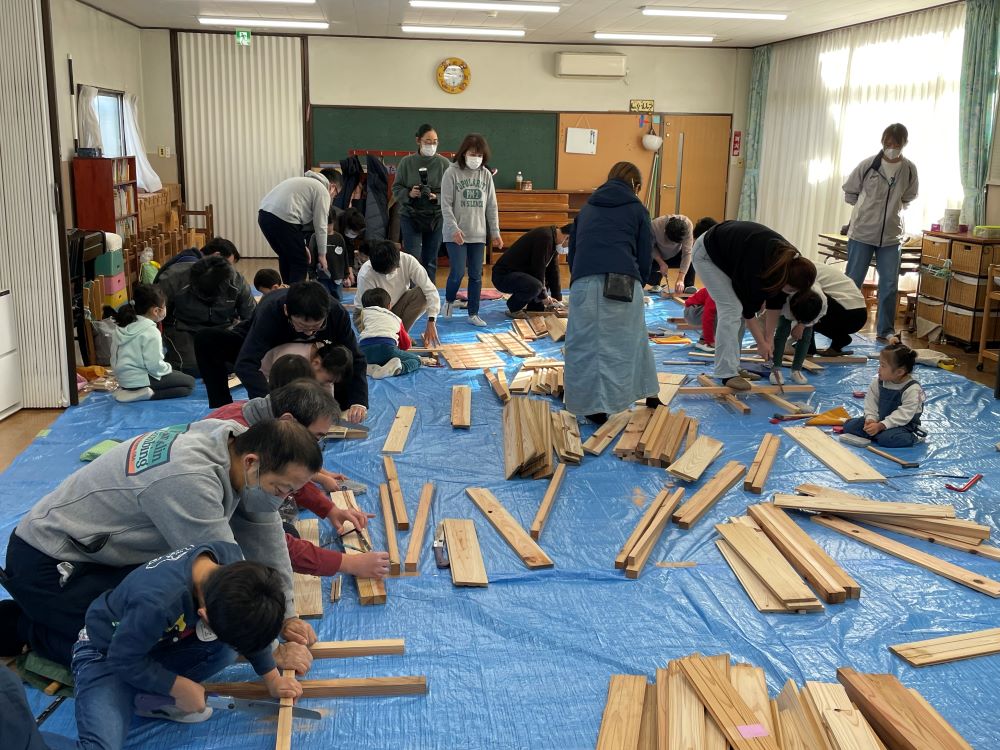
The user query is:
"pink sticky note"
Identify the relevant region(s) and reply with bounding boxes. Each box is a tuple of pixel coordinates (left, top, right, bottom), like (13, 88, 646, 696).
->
(737, 724, 769, 739)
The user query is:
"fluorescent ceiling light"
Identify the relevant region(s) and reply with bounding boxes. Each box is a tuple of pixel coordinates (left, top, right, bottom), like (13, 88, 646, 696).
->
(410, 1, 559, 12)
(594, 32, 714, 43)
(642, 7, 787, 21)
(198, 17, 330, 30)
(223, 0, 316, 4)
(401, 25, 526, 37)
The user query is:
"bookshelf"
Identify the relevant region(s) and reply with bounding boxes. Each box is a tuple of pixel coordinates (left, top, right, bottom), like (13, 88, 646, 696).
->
(71, 156, 139, 237)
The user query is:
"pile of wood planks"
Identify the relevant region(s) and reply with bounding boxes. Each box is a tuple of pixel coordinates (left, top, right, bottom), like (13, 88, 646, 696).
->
(744, 434, 780, 494)
(671, 460, 746, 529)
(550, 410, 583, 464)
(615, 487, 684, 579)
(613, 405, 697, 467)
(494, 331, 536, 357)
(330, 490, 386, 605)
(482, 367, 511, 403)
(594, 653, 972, 750)
(890, 626, 1000, 667)
(435, 343, 505, 369)
(502, 396, 555, 479)
(509, 366, 564, 399)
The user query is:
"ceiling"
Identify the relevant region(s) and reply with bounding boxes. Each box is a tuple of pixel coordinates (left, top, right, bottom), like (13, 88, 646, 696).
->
(82, 0, 951, 48)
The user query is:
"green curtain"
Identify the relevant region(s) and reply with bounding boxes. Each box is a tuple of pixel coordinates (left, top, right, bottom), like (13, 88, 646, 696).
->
(737, 45, 771, 221)
(959, 0, 999, 226)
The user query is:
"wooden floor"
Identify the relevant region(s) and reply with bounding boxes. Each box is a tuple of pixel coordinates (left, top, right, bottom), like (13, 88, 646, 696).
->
(1, 262, 995, 473)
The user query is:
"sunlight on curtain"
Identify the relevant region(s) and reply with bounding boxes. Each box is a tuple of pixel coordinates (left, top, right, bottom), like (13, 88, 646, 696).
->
(757, 3, 966, 259)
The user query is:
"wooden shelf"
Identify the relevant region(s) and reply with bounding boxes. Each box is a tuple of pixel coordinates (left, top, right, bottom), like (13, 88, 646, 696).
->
(115, 212, 138, 220)
(114, 180, 137, 187)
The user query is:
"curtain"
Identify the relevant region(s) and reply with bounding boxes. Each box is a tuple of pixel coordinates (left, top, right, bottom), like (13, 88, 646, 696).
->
(123, 93, 162, 193)
(756, 4, 966, 259)
(737, 45, 771, 221)
(76, 84, 102, 151)
(959, 0, 1000, 226)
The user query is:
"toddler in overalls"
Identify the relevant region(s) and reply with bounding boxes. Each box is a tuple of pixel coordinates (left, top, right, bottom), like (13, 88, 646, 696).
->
(843, 342, 926, 448)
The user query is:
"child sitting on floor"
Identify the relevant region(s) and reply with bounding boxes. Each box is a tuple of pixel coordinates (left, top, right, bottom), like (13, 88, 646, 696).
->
(71, 542, 300, 749)
(112, 285, 195, 402)
(253, 268, 286, 296)
(358, 288, 424, 379)
(683, 287, 717, 353)
(770, 289, 825, 386)
(842, 342, 926, 447)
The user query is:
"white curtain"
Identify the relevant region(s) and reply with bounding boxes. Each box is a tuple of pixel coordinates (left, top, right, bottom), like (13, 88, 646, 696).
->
(756, 3, 966, 259)
(123, 93, 162, 193)
(76, 84, 102, 151)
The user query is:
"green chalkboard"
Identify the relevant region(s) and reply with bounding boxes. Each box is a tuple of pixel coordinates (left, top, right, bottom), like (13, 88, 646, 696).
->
(311, 107, 558, 190)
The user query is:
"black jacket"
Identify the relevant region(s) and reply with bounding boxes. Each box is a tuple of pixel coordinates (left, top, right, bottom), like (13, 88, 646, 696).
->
(703, 220, 790, 318)
(234, 288, 368, 407)
(492, 226, 563, 300)
(568, 179, 653, 286)
(364, 155, 389, 242)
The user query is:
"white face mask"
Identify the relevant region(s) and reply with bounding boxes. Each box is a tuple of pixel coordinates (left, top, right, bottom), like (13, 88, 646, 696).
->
(465, 155, 483, 170)
(883, 147, 901, 160)
(419, 144, 437, 157)
(556, 243, 569, 255)
(346, 230, 359, 239)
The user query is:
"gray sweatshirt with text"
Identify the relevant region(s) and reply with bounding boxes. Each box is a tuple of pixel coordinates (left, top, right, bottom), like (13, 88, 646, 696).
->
(440, 163, 499, 245)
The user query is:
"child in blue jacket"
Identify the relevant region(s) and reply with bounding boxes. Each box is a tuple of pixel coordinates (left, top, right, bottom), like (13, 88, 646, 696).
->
(71, 541, 301, 749)
(112, 284, 195, 402)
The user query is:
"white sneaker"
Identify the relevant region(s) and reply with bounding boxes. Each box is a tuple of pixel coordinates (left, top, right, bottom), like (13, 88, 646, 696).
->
(369, 358, 403, 379)
(468, 315, 487, 327)
(789, 370, 808, 385)
(114, 387, 153, 403)
(454, 299, 468, 309)
(443, 302, 454, 318)
(694, 341, 715, 353)
(769, 371, 783, 386)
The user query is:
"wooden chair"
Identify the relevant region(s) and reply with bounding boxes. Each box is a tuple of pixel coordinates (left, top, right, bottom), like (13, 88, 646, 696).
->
(179, 203, 214, 245)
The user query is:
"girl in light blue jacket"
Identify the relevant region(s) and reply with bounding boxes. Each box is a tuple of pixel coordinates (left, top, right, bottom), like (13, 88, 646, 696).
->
(112, 284, 195, 402)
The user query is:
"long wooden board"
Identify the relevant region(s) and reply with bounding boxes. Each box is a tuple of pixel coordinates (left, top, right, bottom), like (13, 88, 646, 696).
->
(442, 518, 488, 587)
(583, 411, 633, 455)
(292, 519, 323, 619)
(466, 488, 554, 569)
(275, 668, 295, 750)
(403, 483, 435, 573)
(667, 435, 723, 482)
(615, 487, 671, 569)
(783, 426, 885, 483)
(451, 385, 471, 428)
(382, 406, 417, 453)
(205, 676, 428, 699)
(596, 674, 648, 750)
(844, 514, 989, 541)
(668, 659, 706, 750)
(677, 384, 814, 395)
(330, 490, 386, 605)
(812, 515, 1000, 597)
(625, 489, 684, 579)
(773, 494, 954, 519)
(530, 463, 567, 540)
(378, 483, 401, 576)
(715, 521, 819, 606)
(657, 373, 687, 406)
(672, 461, 747, 529)
(716, 540, 802, 613)
(889, 627, 1000, 667)
(860, 519, 1000, 561)
(744, 434, 780, 494)
(308, 639, 405, 658)
(382, 456, 410, 530)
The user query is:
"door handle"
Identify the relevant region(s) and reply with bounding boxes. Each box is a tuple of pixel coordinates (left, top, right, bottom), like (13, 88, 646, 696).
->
(662, 185, 676, 189)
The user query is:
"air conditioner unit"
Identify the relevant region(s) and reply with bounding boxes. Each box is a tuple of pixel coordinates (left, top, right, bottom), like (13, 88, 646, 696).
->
(555, 52, 627, 78)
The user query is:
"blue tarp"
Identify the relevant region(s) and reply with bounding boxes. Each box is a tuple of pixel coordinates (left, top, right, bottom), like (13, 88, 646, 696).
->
(4, 294, 1000, 749)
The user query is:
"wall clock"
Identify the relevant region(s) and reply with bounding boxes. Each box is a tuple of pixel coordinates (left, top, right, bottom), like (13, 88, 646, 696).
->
(437, 58, 470, 94)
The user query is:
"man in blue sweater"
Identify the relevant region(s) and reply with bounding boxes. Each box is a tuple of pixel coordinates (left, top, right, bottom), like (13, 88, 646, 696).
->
(72, 541, 301, 749)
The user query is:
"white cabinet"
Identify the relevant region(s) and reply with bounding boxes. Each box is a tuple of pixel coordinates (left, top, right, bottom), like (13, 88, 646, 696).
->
(0, 291, 22, 420)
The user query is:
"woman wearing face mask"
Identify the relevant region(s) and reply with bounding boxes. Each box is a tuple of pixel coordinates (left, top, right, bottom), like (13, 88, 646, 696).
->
(490, 223, 570, 318)
(393, 124, 452, 280)
(692, 220, 816, 391)
(440, 133, 503, 327)
(563, 162, 658, 424)
(842, 123, 919, 342)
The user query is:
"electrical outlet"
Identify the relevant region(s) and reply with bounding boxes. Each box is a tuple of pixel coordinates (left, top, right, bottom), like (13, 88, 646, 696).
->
(164, 146, 171, 158)
(157, 146, 167, 157)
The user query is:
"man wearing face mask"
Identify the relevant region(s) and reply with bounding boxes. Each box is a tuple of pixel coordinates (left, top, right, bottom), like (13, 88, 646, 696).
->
(1, 419, 322, 672)
(490, 224, 570, 318)
(842, 123, 919, 342)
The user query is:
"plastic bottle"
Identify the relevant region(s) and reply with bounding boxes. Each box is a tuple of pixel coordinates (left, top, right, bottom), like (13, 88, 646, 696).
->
(515, 171, 523, 190)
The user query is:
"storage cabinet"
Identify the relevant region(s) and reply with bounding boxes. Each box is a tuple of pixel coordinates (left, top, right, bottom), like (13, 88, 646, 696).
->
(72, 156, 138, 237)
(495, 189, 588, 264)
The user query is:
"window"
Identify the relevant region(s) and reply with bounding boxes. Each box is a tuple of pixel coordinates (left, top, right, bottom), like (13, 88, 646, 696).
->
(94, 90, 125, 158)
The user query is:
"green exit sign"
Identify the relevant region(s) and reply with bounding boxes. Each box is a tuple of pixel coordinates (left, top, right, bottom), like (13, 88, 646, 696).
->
(235, 30, 251, 46)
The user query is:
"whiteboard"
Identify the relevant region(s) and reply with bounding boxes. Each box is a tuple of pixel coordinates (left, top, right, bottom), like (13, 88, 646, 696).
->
(566, 127, 598, 155)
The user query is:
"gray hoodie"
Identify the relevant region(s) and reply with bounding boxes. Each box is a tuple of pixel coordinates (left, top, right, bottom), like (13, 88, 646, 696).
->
(842, 154, 918, 247)
(259, 171, 332, 257)
(440, 163, 499, 245)
(15, 419, 296, 619)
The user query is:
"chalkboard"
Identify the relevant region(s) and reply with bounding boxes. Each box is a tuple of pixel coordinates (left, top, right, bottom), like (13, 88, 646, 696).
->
(312, 106, 558, 190)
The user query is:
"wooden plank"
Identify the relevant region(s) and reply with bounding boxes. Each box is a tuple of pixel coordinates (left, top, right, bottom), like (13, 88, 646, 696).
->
(800, 682, 850, 750)
(596, 674, 648, 750)
(744, 434, 778, 494)
(889, 627, 1000, 667)
(836, 668, 973, 750)
(655, 667, 669, 750)
(678, 655, 781, 750)
(748, 503, 860, 602)
(616, 487, 670, 569)
(775, 679, 829, 750)
(657, 373, 686, 406)
(403, 483, 435, 573)
(905, 688, 974, 749)
(759, 391, 809, 414)
(308, 639, 405, 659)
(638, 406, 670, 458)
(442, 518, 488, 587)
(717, 540, 797, 613)
(378, 483, 401, 576)
(483, 368, 511, 403)
(512, 319, 537, 341)
(560, 410, 584, 462)
(614, 407, 655, 458)
(331, 490, 386, 605)
(205, 676, 428, 699)
(382, 456, 410, 530)
(466, 488, 554, 568)
(860, 519, 1000, 561)
(724, 394, 751, 414)
(667, 659, 706, 750)
(451, 385, 471, 428)
(812, 516, 1000, 597)
(667, 435, 723, 482)
(705, 655, 731, 750)
(844, 514, 988, 541)
(677, 384, 814, 395)
(822, 709, 884, 750)
(583, 411, 633, 455)
(530, 463, 567, 540)
(275, 668, 295, 750)
(329, 576, 341, 603)
(545, 315, 568, 342)
(731, 664, 774, 739)
(292, 520, 323, 619)
(382, 406, 417, 453)
(672, 461, 747, 529)
(637, 682, 657, 750)
(773, 494, 954, 519)
(625, 489, 684, 579)
(716, 521, 820, 606)
(783, 426, 885, 483)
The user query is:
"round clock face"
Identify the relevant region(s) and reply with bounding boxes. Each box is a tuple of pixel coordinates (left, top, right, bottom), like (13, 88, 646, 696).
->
(437, 57, 470, 94)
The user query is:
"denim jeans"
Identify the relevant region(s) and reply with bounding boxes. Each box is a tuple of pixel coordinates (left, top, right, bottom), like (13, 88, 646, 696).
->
(72, 634, 237, 750)
(691, 235, 744, 380)
(445, 242, 485, 316)
(400, 215, 443, 279)
(842, 417, 919, 448)
(360, 343, 421, 374)
(845, 239, 900, 338)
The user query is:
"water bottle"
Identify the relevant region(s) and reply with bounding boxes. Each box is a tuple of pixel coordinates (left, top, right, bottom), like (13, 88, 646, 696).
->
(515, 171, 523, 190)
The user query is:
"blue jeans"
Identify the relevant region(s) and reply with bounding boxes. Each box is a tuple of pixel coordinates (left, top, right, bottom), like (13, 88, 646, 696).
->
(845, 239, 900, 338)
(400, 215, 443, 279)
(72, 635, 237, 750)
(842, 417, 919, 448)
(445, 242, 485, 316)
(361, 343, 421, 374)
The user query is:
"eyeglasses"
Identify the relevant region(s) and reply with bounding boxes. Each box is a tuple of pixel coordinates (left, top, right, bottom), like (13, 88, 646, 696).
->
(289, 316, 327, 334)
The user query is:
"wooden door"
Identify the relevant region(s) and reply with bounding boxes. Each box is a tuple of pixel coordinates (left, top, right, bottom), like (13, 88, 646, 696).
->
(657, 115, 731, 222)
